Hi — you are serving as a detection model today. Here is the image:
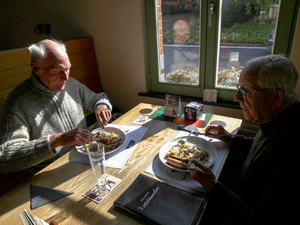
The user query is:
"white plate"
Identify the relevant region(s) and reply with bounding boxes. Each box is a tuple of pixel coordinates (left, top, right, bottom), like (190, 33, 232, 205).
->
(76, 127, 126, 155)
(159, 136, 217, 172)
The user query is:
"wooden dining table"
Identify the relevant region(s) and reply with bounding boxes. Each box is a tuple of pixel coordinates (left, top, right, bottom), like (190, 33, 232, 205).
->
(0, 103, 242, 225)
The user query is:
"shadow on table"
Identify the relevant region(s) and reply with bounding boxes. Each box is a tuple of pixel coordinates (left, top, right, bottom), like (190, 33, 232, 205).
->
(0, 153, 91, 215)
(139, 118, 179, 139)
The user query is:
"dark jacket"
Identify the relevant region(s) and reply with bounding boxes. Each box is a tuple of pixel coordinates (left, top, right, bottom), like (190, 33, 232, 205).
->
(209, 102, 300, 225)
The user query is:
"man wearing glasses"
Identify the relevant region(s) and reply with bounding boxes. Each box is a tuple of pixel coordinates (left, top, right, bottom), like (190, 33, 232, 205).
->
(188, 54, 300, 225)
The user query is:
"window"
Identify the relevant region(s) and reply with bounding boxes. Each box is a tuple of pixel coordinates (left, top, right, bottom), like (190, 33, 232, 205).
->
(145, 0, 299, 101)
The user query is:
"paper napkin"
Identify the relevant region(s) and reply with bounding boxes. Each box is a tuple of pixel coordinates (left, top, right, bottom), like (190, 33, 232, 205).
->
(30, 185, 73, 209)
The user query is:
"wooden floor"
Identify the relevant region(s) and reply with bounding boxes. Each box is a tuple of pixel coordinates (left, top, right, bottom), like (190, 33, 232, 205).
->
(0, 169, 33, 198)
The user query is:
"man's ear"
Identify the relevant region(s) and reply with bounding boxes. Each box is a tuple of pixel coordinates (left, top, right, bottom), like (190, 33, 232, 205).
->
(272, 89, 285, 109)
(31, 61, 41, 76)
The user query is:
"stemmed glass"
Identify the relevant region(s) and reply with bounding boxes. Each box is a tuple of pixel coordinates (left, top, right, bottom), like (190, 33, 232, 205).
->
(86, 142, 109, 196)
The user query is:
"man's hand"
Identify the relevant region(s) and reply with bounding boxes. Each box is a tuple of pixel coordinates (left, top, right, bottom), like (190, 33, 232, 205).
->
(96, 105, 112, 129)
(188, 159, 217, 192)
(205, 125, 235, 144)
(50, 128, 93, 149)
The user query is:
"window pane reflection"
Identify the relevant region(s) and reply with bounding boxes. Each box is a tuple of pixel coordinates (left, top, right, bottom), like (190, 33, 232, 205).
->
(217, 1, 279, 87)
(159, 0, 200, 85)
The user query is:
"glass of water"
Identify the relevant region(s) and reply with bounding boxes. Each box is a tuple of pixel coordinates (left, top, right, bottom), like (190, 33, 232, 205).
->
(86, 142, 109, 196)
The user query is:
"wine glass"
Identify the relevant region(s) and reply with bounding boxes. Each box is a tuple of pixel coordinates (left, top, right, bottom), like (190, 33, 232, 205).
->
(86, 142, 109, 196)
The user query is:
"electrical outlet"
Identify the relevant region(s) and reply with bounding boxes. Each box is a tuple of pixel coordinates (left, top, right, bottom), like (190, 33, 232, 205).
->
(34, 24, 51, 34)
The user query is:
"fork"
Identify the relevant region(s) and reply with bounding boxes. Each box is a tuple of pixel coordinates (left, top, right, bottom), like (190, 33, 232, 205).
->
(186, 130, 194, 142)
(100, 130, 107, 138)
(180, 130, 193, 144)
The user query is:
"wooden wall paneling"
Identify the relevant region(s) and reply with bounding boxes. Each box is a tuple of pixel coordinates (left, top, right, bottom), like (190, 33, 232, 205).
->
(0, 67, 31, 90)
(68, 50, 96, 69)
(71, 63, 103, 93)
(64, 37, 94, 55)
(0, 48, 30, 72)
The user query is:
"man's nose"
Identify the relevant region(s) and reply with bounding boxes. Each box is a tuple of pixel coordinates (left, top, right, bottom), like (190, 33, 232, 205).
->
(61, 70, 69, 80)
(234, 91, 242, 103)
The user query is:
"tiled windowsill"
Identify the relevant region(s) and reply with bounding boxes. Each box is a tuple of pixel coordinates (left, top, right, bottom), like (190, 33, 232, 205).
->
(138, 91, 241, 110)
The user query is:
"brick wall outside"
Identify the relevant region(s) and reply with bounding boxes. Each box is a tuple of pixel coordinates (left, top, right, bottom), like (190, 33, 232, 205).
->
(157, 0, 165, 80)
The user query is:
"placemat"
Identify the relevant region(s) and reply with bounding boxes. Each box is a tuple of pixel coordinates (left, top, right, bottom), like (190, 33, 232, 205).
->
(145, 131, 228, 192)
(71, 124, 148, 169)
(149, 106, 213, 128)
(173, 112, 213, 128)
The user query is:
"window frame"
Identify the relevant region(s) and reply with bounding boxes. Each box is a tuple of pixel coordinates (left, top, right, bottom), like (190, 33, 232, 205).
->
(144, 0, 299, 102)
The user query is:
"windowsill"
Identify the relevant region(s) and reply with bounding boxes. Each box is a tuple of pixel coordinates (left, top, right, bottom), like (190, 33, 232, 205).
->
(138, 91, 241, 110)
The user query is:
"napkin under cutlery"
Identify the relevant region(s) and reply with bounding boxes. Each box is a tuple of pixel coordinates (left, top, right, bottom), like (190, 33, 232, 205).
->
(30, 184, 73, 209)
(177, 125, 208, 136)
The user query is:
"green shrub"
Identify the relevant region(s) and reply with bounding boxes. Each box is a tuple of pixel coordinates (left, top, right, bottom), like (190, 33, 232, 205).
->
(185, 20, 200, 45)
(221, 20, 276, 44)
(221, 1, 253, 28)
(162, 13, 275, 45)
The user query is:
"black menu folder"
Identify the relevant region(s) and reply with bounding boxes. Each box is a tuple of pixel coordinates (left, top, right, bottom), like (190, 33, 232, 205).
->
(114, 174, 205, 225)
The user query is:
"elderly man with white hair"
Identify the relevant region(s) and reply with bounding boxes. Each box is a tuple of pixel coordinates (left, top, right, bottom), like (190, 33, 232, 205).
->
(0, 39, 112, 174)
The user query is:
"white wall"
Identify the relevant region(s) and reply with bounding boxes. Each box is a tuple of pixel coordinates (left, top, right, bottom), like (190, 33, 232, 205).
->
(0, 0, 148, 113)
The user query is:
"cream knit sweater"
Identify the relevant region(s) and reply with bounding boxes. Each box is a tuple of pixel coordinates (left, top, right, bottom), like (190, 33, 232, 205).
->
(0, 73, 112, 173)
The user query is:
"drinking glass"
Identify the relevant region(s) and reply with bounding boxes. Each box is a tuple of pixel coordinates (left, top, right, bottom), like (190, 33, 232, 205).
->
(86, 142, 109, 196)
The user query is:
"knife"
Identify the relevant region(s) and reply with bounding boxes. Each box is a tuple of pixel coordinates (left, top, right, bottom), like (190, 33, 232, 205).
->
(89, 122, 98, 131)
(177, 124, 209, 136)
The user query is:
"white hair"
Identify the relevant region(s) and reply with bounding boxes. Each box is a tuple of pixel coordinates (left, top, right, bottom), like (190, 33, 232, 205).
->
(244, 54, 299, 105)
(27, 39, 67, 63)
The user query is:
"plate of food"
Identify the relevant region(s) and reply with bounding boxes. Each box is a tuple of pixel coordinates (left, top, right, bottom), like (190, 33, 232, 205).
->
(159, 136, 217, 172)
(76, 127, 126, 155)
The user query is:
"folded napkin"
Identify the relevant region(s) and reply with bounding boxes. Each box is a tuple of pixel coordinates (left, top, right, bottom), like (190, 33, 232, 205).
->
(30, 184, 73, 209)
(149, 107, 176, 122)
(149, 106, 213, 127)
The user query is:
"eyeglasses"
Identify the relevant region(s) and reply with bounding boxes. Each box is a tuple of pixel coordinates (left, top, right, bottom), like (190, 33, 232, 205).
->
(236, 84, 270, 99)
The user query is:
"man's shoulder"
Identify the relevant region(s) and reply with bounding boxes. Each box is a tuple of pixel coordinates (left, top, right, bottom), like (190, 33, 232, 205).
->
(65, 77, 87, 91)
(286, 102, 300, 126)
(5, 78, 32, 105)
(65, 76, 81, 87)
(67, 76, 79, 83)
